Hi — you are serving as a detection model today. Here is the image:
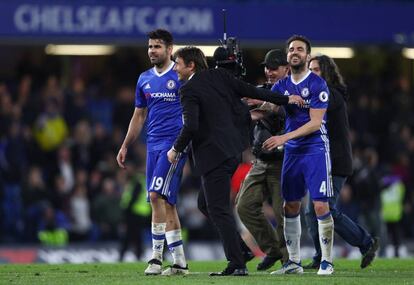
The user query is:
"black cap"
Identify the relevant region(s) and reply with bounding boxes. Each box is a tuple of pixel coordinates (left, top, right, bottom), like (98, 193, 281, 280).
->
(261, 49, 288, 69)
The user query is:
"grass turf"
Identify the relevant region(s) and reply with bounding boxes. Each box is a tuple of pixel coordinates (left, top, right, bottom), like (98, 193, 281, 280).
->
(1, 258, 413, 285)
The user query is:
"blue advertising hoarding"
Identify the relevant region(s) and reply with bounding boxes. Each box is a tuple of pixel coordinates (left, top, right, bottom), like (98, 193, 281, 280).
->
(0, 1, 412, 45)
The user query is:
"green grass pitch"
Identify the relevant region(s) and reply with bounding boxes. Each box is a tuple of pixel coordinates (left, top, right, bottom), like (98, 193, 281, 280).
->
(1, 258, 413, 285)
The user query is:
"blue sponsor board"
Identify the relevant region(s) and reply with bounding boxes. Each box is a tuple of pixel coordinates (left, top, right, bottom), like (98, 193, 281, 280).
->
(0, 2, 218, 42)
(0, 1, 413, 45)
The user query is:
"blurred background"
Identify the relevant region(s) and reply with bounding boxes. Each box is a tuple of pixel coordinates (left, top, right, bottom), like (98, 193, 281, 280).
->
(0, 0, 414, 263)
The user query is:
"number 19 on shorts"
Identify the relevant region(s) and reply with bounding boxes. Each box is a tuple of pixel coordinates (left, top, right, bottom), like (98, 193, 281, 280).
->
(150, 176, 164, 191)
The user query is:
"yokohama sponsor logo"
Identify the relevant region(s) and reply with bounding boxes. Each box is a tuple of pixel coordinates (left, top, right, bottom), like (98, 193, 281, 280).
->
(150, 92, 176, 98)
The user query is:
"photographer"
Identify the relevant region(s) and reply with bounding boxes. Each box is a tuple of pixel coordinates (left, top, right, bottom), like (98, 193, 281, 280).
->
(236, 49, 289, 271)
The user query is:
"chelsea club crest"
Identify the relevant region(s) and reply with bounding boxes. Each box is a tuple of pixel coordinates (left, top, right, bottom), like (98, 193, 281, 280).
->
(301, 87, 309, 98)
(166, 80, 176, 90)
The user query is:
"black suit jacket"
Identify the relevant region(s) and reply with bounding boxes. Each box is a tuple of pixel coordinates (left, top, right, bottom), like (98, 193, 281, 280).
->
(173, 68, 289, 175)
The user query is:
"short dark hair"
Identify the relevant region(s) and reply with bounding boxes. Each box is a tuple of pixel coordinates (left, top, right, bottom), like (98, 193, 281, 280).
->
(174, 46, 208, 73)
(286, 34, 311, 54)
(309, 55, 346, 90)
(147, 29, 173, 46)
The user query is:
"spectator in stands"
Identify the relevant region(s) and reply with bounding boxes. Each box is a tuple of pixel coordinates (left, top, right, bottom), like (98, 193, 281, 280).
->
(119, 170, 151, 261)
(38, 203, 70, 247)
(381, 175, 405, 257)
(351, 148, 387, 256)
(69, 184, 92, 241)
(92, 177, 122, 240)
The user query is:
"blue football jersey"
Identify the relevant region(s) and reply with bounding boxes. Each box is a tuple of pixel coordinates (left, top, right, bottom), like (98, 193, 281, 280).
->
(135, 62, 182, 151)
(272, 71, 330, 155)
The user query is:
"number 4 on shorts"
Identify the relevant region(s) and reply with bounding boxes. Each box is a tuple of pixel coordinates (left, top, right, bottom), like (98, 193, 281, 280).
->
(319, 181, 327, 196)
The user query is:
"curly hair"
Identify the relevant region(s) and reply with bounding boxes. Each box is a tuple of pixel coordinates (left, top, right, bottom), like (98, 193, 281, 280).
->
(309, 55, 346, 90)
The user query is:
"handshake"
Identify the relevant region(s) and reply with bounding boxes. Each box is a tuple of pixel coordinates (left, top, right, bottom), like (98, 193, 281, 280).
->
(245, 95, 304, 110)
(288, 95, 304, 106)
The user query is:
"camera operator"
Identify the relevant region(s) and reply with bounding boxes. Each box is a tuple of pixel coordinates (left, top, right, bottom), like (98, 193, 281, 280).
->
(235, 49, 290, 271)
(213, 44, 257, 263)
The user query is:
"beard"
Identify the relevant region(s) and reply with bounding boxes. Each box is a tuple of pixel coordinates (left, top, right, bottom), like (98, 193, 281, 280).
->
(150, 54, 168, 67)
(290, 60, 307, 73)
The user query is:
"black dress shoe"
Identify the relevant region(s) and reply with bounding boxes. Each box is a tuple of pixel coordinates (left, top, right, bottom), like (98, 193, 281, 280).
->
(243, 250, 255, 263)
(210, 267, 248, 276)
(257, 254, 283, 271)
(361, 237, 380, 269)
(240, 240, 255, 263)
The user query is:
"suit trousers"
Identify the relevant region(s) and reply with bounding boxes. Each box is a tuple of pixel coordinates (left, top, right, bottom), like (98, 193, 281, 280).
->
(236, 159, 287, 260)
(197, 156, 245, 268)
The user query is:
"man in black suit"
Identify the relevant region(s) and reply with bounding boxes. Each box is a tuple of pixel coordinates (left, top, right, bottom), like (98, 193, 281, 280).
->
(167, 46, 303, 276)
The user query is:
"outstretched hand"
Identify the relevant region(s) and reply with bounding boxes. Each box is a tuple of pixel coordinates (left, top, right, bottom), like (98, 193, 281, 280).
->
(288, 95, 305, 107)
(243, 98, 263, 106)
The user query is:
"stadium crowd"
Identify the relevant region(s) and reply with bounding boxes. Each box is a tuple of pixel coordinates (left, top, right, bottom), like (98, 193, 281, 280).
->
(0, 48, 413, 258)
